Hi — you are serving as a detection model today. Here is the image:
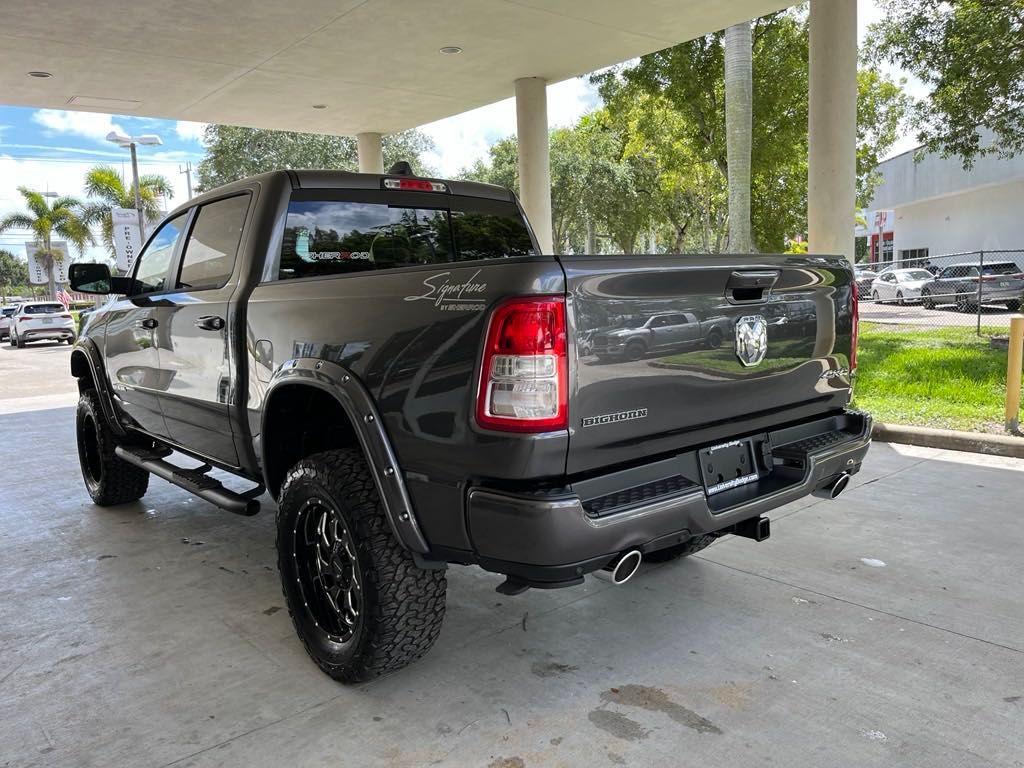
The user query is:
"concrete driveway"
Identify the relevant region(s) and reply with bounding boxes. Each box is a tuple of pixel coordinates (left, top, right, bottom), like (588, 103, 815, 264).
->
(1, 396, 1022, 766)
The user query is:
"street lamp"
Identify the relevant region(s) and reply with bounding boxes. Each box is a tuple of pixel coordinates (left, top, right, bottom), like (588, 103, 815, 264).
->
(105, 131, 162, 247)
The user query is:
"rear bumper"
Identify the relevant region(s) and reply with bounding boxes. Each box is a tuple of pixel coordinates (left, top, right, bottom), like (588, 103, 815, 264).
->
(465, 409, 871, 584)
(20, 327, 75, 341)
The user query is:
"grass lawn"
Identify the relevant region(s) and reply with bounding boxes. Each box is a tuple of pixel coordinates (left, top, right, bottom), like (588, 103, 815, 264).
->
(852, 323, 1010, 433)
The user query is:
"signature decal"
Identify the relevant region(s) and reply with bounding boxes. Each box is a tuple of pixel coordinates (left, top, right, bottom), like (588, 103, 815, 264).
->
(404, 269, 487, 312)
(581, 408, 648, 428)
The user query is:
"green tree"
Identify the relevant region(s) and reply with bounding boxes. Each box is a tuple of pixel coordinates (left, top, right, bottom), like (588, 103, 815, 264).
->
(0, 188, 93, 298)
(81, 166, 173, 256)
(856, 69, 913, 205)
(463, 117, 659, 254)
(867, 0, 1024, 166)
(195, 125, 436, 190)
(462, 132, 593, 253)
(597, 8, 909, 251)
(0, 249, 29, 301)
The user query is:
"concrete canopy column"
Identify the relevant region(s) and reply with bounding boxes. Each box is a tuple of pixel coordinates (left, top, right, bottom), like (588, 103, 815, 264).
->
(515, 77, 553, 254)
(808, 0, 857, 262)
(357, 132, 384, 174)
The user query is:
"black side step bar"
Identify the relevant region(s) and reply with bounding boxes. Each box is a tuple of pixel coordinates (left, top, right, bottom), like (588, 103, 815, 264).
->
(115, 445, 263, 516)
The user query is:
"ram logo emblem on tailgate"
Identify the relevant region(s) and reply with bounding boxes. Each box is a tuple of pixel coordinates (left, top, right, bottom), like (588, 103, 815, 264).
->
(581, 408, 648, 428)
(735, 315, 768, 367)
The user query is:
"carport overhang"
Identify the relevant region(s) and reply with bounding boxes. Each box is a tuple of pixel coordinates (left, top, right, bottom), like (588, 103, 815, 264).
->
(0, 0, 857, 257)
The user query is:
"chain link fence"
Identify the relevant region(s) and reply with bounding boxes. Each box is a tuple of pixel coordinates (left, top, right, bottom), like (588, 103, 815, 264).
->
(853, 249, 1024, 434)
(857, 249, 1024, 338)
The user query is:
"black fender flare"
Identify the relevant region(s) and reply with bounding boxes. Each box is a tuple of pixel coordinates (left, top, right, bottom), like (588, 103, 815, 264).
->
(260, 358, 429, 554)
(70, 339, 127, 437)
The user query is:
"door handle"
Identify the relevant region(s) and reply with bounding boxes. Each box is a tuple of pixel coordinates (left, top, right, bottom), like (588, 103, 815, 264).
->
(195, 315, 224, 331)
(139, 317, 158, 329)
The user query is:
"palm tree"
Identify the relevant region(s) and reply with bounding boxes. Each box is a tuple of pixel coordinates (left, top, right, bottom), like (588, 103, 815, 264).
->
(724, 21, 753, 253)
(0, 188, 93, 299)
(82, 165, 173, 256)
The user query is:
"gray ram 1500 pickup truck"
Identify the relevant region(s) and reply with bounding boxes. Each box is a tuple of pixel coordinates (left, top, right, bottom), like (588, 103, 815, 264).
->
(69, 167, 870, 682)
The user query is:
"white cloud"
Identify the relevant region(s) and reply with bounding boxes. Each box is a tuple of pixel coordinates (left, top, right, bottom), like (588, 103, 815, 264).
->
(175, 121, 207, 143)
(31, 109, 127, 144)
(421, 77, 600, 176)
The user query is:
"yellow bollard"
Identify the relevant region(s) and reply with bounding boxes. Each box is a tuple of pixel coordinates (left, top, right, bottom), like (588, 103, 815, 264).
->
(1006, 316, 1024, 432)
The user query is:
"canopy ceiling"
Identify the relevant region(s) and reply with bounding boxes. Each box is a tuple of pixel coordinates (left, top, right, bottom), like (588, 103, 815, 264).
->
(1, 0, 791, 134)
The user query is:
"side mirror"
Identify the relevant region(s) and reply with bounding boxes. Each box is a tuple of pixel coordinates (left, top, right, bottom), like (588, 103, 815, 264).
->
(69, 263, 132, 295)
(69, 262, 112, 294)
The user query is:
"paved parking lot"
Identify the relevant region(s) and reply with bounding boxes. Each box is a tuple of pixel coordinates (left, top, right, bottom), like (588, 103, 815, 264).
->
(0, 341, 77, 414)
(860, 300, 1018, 328)
(1, 346, 1023, 768)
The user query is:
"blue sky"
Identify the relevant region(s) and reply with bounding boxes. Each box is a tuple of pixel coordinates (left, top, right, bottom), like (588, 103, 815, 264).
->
(0, 0, 918, 265)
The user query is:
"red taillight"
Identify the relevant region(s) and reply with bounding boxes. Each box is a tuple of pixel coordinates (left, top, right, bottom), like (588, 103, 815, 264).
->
(476, 296, 568, 432)
(60, 313, 72, 319)
(19, 316, 31, 322)
(383, 178, 448, 192)
(850, 280, 859, 373)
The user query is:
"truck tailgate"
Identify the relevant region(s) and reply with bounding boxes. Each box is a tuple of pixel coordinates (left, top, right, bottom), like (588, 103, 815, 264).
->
(559, 254, 856, 474)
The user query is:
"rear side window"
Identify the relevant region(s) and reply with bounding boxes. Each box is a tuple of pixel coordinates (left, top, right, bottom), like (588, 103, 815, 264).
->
(278, 194, 535, 280)
(982, 262, 1020, 275)
(23, 303, 64, 315)
(177, 195, 249, 290)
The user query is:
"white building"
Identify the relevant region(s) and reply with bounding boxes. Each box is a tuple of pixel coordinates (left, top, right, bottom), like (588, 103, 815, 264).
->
(865, 132, 1024, 265)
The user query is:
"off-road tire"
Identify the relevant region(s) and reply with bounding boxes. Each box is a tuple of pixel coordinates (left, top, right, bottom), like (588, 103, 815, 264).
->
(76, 389, 150, 505)
(276, 448, 447, 683)
(705, 328, 723, 349)
(645, 534, 718, 563)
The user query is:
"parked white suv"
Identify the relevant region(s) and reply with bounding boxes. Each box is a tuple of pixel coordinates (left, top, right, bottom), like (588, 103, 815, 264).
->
(0, 305, 17, 341)
(9, 302, 76, 347)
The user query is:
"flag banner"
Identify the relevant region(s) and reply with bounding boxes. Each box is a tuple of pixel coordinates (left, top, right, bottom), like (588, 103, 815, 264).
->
(111, 208, 144, 272)
(25, 241, 70, 284)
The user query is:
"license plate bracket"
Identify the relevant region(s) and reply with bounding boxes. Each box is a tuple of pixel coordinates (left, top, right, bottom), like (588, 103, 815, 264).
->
(699, 439, 759, 495)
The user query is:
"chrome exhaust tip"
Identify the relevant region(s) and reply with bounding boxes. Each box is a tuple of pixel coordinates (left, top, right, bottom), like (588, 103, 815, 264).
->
(814, 472, 851, 500)
(595, 549, 643, 585)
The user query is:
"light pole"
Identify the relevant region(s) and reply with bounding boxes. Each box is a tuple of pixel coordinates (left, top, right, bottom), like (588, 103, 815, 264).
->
(105, 131, 162, 246)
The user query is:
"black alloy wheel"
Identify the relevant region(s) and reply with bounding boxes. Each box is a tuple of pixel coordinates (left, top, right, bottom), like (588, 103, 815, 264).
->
(290, 497, 363, 644)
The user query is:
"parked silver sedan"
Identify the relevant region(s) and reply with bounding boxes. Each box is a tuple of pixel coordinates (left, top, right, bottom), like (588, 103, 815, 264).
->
(869, 268, 935, 305)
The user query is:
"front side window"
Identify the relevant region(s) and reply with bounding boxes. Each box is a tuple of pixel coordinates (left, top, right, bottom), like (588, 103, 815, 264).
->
(278, 195, 535, 280)
(177, 195, 249, 290)
(134, 214, 187, 294)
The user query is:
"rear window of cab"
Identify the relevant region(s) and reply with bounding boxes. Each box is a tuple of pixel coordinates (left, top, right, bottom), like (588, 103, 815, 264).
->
(277, 190, 536, 280)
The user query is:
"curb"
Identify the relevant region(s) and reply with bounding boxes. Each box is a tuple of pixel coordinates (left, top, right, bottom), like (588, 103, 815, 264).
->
(872, 422, 1024, 459)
